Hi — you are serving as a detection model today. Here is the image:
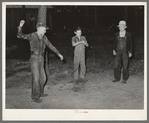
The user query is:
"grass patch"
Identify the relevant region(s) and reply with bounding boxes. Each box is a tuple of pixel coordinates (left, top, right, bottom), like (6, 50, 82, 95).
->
(54, 73, 67, 81)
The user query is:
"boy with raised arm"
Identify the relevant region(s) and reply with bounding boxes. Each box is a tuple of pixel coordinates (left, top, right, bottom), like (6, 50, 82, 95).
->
(17, 20, 63, 103)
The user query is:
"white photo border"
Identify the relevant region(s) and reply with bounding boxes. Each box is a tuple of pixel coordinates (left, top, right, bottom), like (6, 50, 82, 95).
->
(2, 2, 147, 121)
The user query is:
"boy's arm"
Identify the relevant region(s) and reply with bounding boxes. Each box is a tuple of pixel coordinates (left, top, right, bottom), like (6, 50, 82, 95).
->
(72, 41, 84, 47)
(17, 20, 31, 40)
(72, 37, 84, 47)
(44, 36, 63, 60)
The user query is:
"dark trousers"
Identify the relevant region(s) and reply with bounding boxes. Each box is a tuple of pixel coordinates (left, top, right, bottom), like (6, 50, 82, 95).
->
(114, 51, 129, 81)
(30, 55, 46, 100)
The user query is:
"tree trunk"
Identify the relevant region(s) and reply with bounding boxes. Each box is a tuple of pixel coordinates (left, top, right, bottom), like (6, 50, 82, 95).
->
(86, 6, 89, 29)
(133, 7, 140, 33)
(124, 6, 128, 21)
(38, 6, 50, 83)
(48, 11, 52, 33)
(94, 6, 98, 36)
(11, 10, 14, 35)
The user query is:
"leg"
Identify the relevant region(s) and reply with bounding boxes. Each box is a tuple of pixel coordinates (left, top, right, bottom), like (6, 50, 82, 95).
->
(30, 55, 41, 102)
(39, 57, 47, 96)
(80, 51, 86, 80)
(122, 53, 129, 83)
(113, 52, 122, 81)
(74, 53, 80, 81)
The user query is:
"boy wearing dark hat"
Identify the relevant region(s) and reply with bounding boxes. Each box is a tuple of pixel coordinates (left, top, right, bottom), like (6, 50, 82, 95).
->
(112, 20, 133, 84)
(17, 20, 63, 103)
(72, 27, 89, 82)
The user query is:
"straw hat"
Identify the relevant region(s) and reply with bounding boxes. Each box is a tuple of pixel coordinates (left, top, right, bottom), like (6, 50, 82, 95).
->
(117, 20, 127, 28)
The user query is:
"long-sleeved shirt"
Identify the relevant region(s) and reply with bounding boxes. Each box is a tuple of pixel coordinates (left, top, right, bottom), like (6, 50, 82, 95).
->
(17, 26, 60, 56)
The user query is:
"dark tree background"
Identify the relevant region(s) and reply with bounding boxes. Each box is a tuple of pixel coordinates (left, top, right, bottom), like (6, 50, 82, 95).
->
(6, 5, 144, 38)
(6, 5, 144, 60)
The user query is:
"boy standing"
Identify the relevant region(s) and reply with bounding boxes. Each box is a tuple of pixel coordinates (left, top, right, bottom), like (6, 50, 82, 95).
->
(72, 27, 89, 82)
(17, 20, 63, 103)
(113, 20, 133, 84)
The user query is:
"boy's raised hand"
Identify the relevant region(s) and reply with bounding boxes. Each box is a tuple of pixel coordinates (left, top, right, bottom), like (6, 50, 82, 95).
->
(20, 20, 25, 27)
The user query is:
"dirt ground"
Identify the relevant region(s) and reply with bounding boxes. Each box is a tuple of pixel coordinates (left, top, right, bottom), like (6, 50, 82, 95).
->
(5, 34, 144, 109)
(6, 60, 144, 109)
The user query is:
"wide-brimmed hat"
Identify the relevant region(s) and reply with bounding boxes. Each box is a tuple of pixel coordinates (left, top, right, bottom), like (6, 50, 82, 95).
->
(36, 22, 49, 30)
(117, 20, 127, 27)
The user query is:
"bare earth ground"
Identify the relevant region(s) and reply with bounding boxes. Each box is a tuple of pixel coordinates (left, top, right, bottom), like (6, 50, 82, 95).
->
(6, 69, 144, 109)
(5, 34, 144, 109)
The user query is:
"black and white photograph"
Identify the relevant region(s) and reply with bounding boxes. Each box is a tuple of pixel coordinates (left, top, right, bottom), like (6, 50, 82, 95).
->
(2, 2, 147, 120)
